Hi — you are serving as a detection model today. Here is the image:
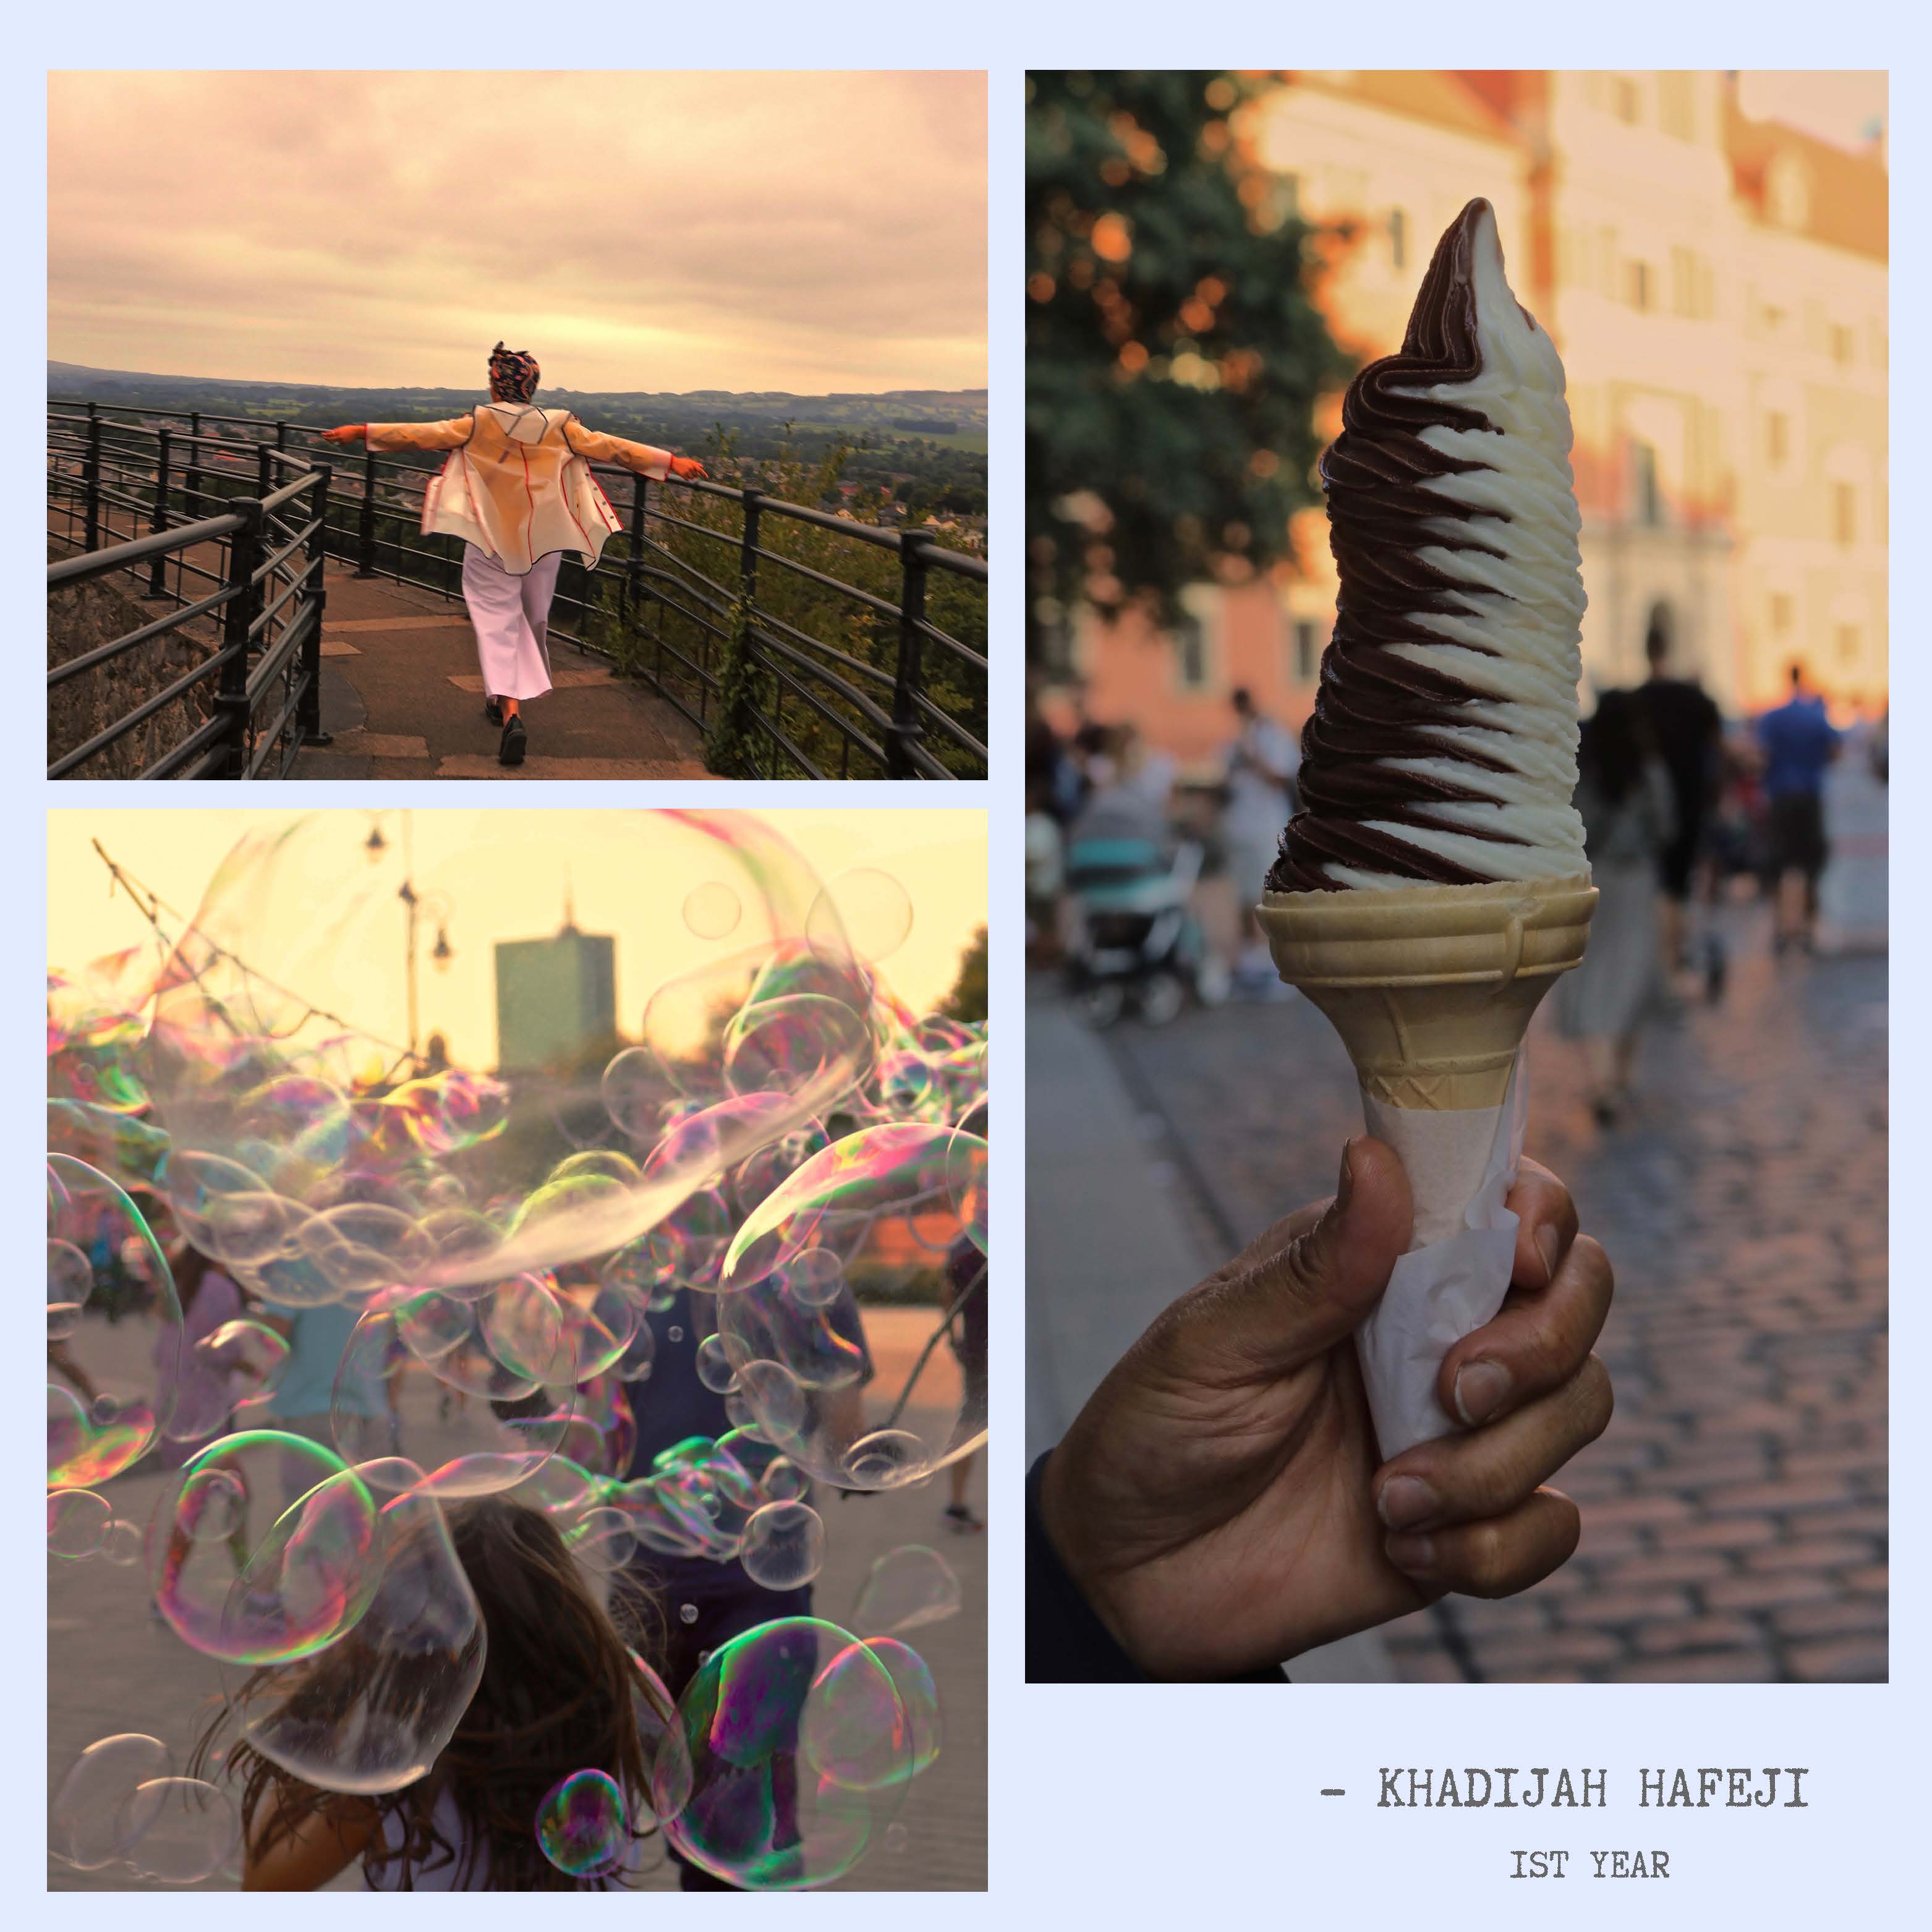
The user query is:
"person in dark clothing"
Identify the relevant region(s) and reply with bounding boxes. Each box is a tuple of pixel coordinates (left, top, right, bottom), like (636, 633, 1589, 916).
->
(1629, 619, 1723, 982)
(1028, 1139, 1612, 1682)
(1757, 663, 1841, 953)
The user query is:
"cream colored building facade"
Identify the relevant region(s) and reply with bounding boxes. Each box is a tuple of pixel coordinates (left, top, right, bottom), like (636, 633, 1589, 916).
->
(1068, 70, 1887, 757)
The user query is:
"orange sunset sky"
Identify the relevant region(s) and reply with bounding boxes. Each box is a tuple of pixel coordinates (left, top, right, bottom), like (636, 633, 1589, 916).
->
(48, 72, 988, 395)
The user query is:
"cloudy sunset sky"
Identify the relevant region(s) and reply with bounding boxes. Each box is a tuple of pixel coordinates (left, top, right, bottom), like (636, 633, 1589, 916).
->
(48, 71, 987, 394)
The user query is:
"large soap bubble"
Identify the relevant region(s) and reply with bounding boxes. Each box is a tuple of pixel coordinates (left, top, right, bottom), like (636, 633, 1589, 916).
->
(663, 1617, 911, 1889)
(50, 1734, 174, 1871)
(535, 1768, 628, 1878)
(851, 1545, 963, 1636)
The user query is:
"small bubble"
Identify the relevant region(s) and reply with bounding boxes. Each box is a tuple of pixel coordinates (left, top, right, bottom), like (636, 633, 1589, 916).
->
(667, 1325, 684, 1343)
(679, 1603, 699, 1625)
(886, 1823, 909, 1853)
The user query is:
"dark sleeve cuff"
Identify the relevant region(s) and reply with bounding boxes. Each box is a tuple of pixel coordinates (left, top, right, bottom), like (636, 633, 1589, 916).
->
(1026, 1450, 1151, 1681)
(1027, 1450, 1293, 1683)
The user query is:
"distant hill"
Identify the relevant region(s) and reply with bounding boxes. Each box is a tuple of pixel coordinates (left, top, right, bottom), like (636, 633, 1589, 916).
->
(48, 362, 988, 513)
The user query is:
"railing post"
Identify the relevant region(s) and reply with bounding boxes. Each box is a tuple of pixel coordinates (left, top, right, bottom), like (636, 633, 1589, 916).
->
(356, 443, 378, 577)
(83, 413, 102, 551)
(300, 469, 334, 747)
(148, 427, 172, 596)
(184, 412, 203, 514)
(628, 473, 648, 610)
(256, 440, 273, 498)
(886, 530, 933, 777)
(704, 487, 766, 775)
(216, 500, 266, 780)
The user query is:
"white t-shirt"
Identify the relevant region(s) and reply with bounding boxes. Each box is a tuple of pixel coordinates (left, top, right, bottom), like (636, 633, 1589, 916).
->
(1224, 717, 1300, 839)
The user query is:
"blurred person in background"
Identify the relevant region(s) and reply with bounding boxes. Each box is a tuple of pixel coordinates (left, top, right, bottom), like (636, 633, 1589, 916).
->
(155, 1243, 244, 1470)
(1222, 689, 1299, 998)
(1630, 620, 1724, 997)
(1555, 689, 1676, 1128)
(1758, 663, 1841, 955)
(942, 1232, 988, 1535)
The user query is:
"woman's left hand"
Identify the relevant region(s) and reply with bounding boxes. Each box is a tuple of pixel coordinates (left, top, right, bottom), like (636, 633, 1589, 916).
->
(320, 425, 363, 446)
(669, 455, 708, 481)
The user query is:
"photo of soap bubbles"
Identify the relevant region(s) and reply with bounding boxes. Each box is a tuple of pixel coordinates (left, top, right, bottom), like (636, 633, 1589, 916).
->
(48, 809, 985, 1892)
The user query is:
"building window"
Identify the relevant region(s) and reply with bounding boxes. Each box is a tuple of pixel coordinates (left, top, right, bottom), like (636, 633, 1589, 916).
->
(1831, 322, 1855, 365)
(1834, 482, 1857, 545)
(1632, 441, 1662, 526)
(1836, 623, 1860, 665)
(1770, 593, 1794, 636)
(1293, 619, 1321, 683)
(1766, 411, 1789, 466)
(1614, 77, 1641, 125)
(1173, 612, 1210, 690)
(1658, 72, 1696, 140)
(1389, 207, 1406, 272)
(1626, 260, 1653, 312)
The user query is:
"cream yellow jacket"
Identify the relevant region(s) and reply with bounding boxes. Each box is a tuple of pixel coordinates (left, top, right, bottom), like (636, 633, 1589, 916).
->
(363, 402, 674, 576)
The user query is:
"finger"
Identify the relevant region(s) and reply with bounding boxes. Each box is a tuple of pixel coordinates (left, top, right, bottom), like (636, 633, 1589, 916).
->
(1437, 1233, 1614, 1427)
(1505, 1158, 1579, 1291)
(1375, 1355, 1612, 1531)
(1383, 1487, 1581, 1598)
(1170, 1136, 1411, 1375)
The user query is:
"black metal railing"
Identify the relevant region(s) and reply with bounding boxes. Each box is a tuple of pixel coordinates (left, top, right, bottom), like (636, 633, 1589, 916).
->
(47, 409, 332, 779)
(48, 399, 987, 780)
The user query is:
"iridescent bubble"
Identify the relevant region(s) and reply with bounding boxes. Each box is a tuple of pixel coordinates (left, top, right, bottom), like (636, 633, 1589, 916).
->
(536, 1769, 628, 1878)
(807, 869, 914, 964)
(101, 1518, 144, 1567)
(683, 881, 742, 940)
(945, 1128, 989, 1255)
(851, 1544, 962, 1636)
(48, 1487, 111, 1560)
(50, 1734, 174, 1870)
(694, 1334, 738, 1394)
(47, 1237, 92, 1343)
(761, 1457, 807, 1502)
(740, 1500, 825, 1591)
(679, 1603, 699, 1625)
(665, 1618, 909, 1889)
(630, 1651, 695, 1823)
(847, 1638, 942, 1785)
(117, 1777, 241, 1883)
(723, 996, 871, 1103)
(220, 1473, 485, 1794)
(782, 1245, 845, 1308)
(149, 1432, 381, 1664)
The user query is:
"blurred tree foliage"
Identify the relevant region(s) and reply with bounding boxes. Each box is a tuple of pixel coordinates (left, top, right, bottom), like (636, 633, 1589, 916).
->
(1026, 71, 1350, 663)
(940, 926, 988, 1023)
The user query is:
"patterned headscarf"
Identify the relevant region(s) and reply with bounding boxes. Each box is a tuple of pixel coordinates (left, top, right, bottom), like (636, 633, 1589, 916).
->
(488, 342, 541, 404)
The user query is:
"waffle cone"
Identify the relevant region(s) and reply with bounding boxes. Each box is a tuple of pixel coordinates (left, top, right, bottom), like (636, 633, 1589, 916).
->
(1257, 873, 1597, 1112)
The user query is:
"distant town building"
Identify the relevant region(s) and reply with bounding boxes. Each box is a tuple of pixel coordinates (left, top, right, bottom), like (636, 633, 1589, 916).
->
(1060, 71, 1886, 772)
(494, 898, 616, 1072)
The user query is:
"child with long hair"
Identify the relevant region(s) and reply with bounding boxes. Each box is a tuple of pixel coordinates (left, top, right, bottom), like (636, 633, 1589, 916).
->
(195, 1495, 663, 1890)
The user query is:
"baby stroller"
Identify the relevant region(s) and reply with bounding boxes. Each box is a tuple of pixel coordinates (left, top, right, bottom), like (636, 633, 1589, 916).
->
(1063, 833, 1227, 1028)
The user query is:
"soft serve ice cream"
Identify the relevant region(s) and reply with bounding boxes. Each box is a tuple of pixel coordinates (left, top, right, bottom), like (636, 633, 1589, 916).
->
(1271, 198, 1588, 893)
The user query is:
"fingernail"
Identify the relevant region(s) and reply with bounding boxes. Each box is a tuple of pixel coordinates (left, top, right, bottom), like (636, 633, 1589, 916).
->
(1454, 1360, 1512, 1426)
(1535, 1223, 1560, 1283)
(1336, 1140, 1356, 1210)
(1377, 1475, 1437, 1530)
(1385, 1531, 1436, 1575)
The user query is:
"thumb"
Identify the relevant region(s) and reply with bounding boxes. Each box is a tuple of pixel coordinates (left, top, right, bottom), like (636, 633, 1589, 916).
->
(1181, 1136, 1412, 1379)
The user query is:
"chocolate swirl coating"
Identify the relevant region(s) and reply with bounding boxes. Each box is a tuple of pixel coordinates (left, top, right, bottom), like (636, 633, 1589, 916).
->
(1270, 199, 1586, 893)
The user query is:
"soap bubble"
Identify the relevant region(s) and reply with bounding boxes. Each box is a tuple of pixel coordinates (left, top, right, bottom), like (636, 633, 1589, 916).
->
(631, 1651, 695, 1823)
(680, 1604, 699, 1625)
(46, 1155, 182, 1489)
(664, 1617, 909, 1889)
(101, 1518, 145, 1567)
(50, 1734, 174, 1869)
(48, 1487, 112, 1560)
(117, 1778, 241, 1883)
(807, 869, 914, 964)
(885, 1823, 909, 1853)
(536, 1769, 628, 1878)
(219, 1472, 485, 1793)
(694, 1334, 738, 1394)
(163, 1317, 291, 1444)
(148, 1432, 381, 1663)
(761, 1457, 807, 1503)
(741, 1500, 825, 1591)
(851, 1545, 962, 1636)
(683, 881, 741, 940)
(848, 1638, 942, 1785)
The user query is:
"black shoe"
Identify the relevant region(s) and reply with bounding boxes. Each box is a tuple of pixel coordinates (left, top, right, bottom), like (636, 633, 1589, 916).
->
(498, 713, 527, 767)
(485, 697, 504, 728)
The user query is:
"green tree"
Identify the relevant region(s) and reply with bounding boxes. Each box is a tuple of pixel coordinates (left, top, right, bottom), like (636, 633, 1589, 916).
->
(1025, 71, 1350, 663)
(941, 926, 988, 1024)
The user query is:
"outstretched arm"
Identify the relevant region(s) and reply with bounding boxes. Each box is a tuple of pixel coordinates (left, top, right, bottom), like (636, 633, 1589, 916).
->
(322, 417, 474, 452)
(564, 419, 706, 482)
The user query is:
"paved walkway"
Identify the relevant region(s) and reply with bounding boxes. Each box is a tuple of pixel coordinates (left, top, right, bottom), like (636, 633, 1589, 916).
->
(291, 567, 712, 781)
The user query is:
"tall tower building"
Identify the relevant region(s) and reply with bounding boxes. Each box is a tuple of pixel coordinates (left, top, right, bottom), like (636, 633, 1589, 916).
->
(493, 887, 617, 1073)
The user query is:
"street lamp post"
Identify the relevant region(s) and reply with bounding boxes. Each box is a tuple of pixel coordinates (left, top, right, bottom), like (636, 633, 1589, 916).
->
(367, 812, 453, 1072)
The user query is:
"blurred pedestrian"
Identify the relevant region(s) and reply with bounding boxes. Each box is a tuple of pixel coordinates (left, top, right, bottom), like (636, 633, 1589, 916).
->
(1630, 619, 1722, 986)
(1555, 689, 1677, 1128)
(258, 1302, 392, 1502)
(153, 1242, 244, 1470)
(1757, 663, 1841, 955)
(1222, 689, 1299, 995)
(942, 1234, 988, 1535)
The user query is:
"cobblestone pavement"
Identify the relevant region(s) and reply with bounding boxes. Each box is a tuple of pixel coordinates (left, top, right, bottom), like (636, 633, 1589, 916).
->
(1095, 895, 1886, 1683)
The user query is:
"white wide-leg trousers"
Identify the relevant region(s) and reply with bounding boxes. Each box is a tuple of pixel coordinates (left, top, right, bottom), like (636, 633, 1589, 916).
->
(461, 544, 561, 702)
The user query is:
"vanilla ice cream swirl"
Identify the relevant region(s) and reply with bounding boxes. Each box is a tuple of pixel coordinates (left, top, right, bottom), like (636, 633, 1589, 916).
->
(1272, 198, 1589, 893)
